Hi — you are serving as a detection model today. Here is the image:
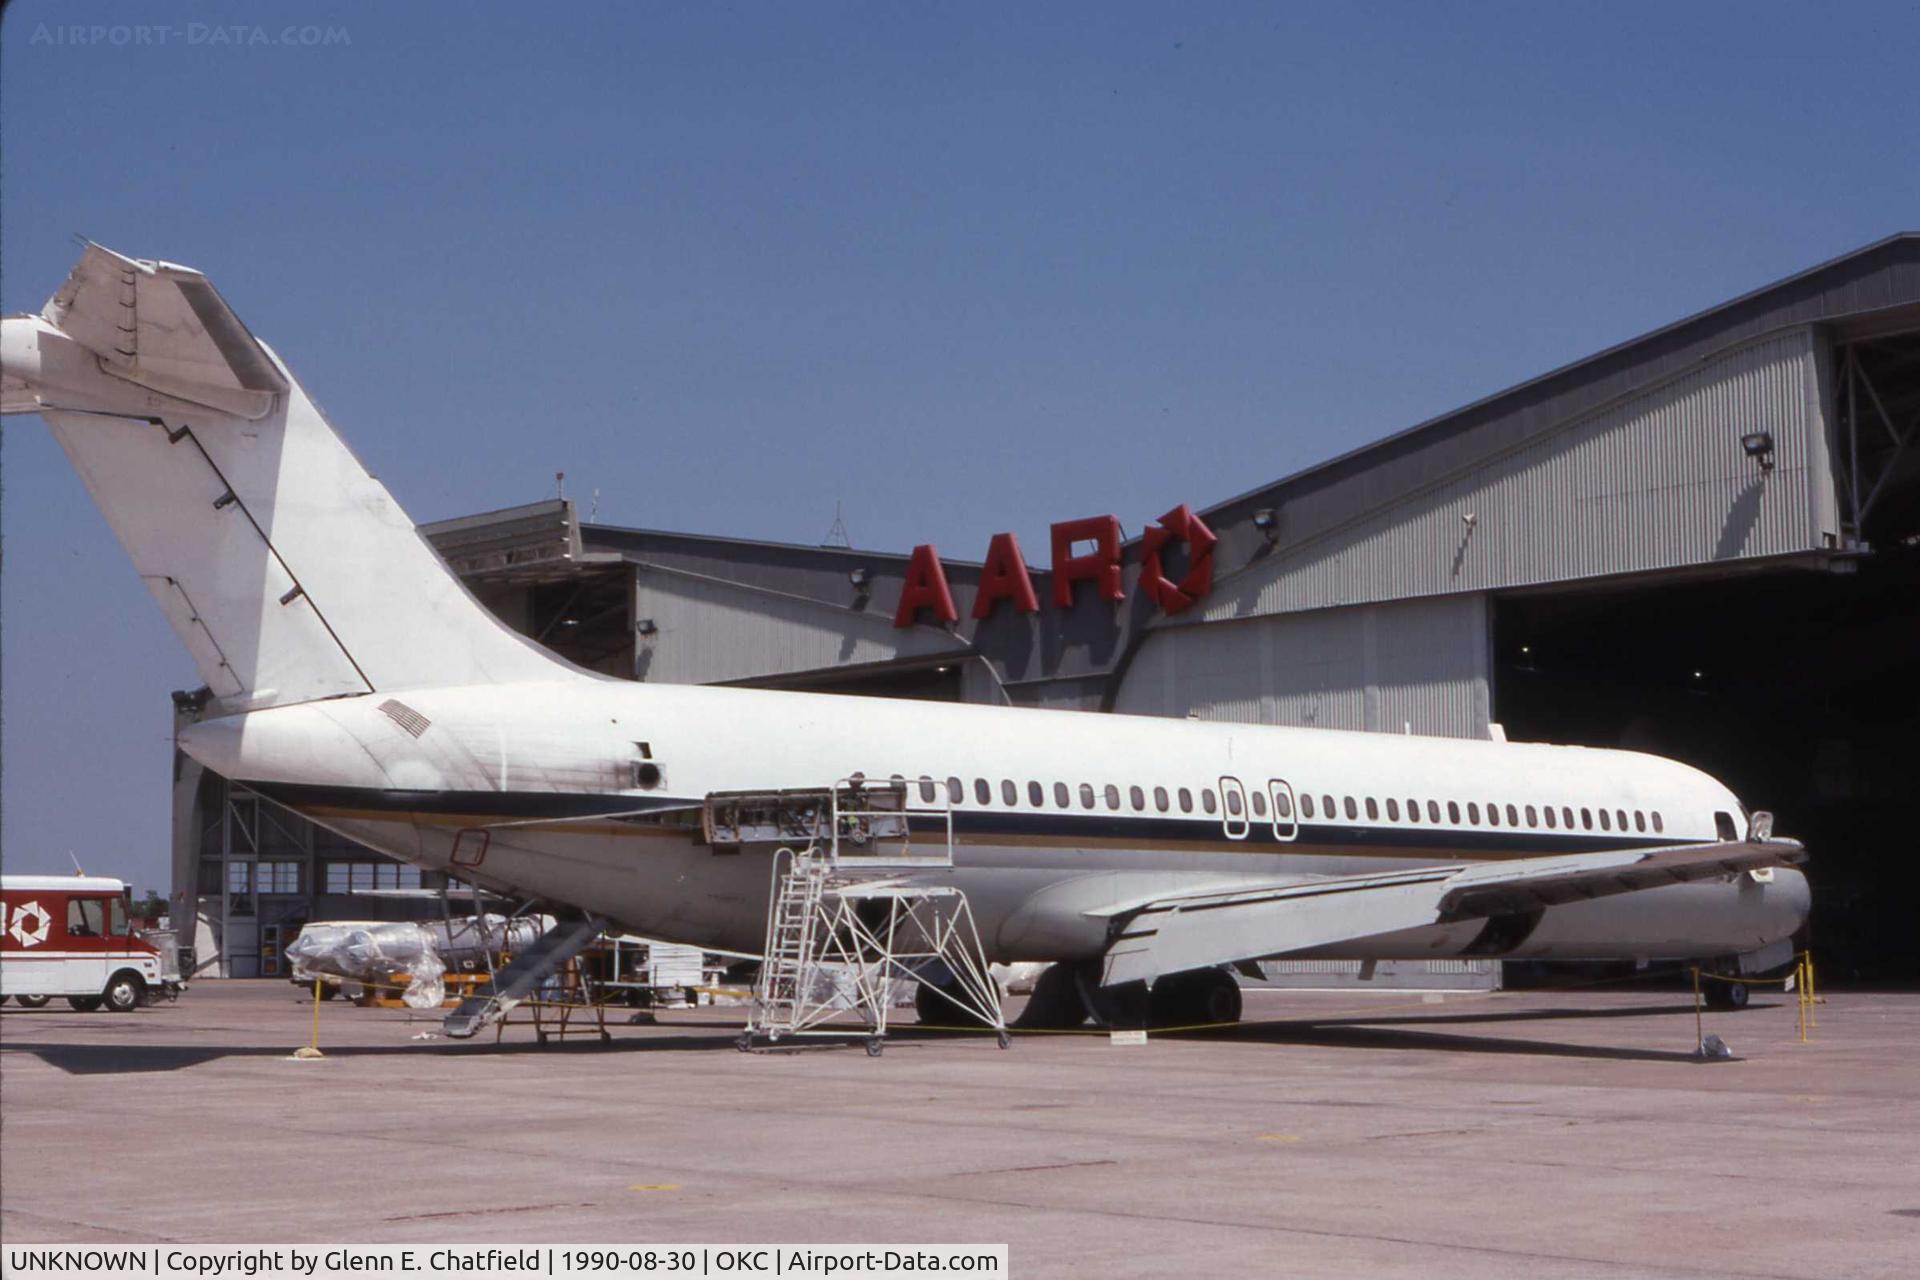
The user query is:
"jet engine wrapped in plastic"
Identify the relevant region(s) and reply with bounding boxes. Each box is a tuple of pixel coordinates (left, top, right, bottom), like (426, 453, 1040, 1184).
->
(287, 915, 552, 1009)
(287, 922, 448, 1009)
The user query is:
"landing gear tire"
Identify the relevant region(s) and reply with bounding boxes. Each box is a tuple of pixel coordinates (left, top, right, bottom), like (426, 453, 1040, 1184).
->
(103, 973, 144, 1013)
(68, 996, 103, 1012)
(913, 976, 1001, 1028)
(1704, 980, 1750, 1011)
(14, 994, 49, 1009)
(1011, 963, 1089, 1030)
(1149, 969, 1243, 1028)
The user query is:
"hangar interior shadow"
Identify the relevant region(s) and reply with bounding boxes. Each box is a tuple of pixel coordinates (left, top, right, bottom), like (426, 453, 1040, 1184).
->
(1494, 545, 1920, 981)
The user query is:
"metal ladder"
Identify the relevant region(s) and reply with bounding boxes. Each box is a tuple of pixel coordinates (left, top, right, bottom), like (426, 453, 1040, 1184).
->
(443, 914, 605, 1039)
(752, 846, 830, 1036)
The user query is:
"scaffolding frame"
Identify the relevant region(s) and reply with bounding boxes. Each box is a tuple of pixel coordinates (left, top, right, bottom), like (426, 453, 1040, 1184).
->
(730, 778, 1009, 1056)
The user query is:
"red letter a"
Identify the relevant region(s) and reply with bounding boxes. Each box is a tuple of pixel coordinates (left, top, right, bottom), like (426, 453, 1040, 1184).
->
(894, 544, 959, 627)
(971, 532, 1040, 620)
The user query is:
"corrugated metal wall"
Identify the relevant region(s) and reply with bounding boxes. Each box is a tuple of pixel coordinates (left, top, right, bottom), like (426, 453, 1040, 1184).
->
(1201, 328, 1834, 622)
(632, 566, 967, 686)
(1113, 593, 1490, 739)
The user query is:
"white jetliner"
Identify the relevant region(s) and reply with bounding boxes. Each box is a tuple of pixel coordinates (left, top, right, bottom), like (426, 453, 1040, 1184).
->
(2, 245, 1809, 1027)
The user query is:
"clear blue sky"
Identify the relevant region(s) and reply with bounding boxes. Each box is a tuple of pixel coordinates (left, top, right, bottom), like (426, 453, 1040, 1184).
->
(3, 1, 1916, 892)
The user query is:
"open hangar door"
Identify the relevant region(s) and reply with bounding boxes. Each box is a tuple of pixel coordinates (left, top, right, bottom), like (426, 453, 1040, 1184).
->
(1497, 323, 1920, 981)
(1493, 549, 1920, 981)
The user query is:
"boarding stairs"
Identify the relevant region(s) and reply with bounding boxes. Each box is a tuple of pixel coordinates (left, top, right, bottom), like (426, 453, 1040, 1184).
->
(443, 913, 605, 1039)
(713, 777, 1009, 1055)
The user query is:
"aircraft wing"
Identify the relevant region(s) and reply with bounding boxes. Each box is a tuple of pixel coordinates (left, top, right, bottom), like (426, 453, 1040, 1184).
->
(40, 242, 288, 419)
(1096, 840, 1807, 987)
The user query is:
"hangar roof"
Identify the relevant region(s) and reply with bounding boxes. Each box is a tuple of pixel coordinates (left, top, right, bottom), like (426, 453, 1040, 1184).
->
(1199, 232, 1920, 565)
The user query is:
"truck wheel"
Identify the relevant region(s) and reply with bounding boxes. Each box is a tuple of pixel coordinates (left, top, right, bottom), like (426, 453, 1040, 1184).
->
(103, 972, 145, 1013)
(68, 996, 103, 1012)
(14, 994, 50, 1009)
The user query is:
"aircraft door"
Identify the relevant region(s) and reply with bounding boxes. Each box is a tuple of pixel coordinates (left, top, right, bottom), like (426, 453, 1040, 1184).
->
(1268, 779, 1298, 842)
(1218, 776, 1250, 840)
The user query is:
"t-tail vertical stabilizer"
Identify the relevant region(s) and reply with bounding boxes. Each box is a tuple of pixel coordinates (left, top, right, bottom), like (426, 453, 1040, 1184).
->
(1, 244, 585, 711)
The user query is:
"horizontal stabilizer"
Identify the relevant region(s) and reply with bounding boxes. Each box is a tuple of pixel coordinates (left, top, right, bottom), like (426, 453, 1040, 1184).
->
(1100, 839, 1806, 987)
(43, 243, 288, 419)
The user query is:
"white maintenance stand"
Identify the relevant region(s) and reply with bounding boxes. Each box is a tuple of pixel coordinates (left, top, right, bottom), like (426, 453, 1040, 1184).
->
(716, 778, 1009, 1056)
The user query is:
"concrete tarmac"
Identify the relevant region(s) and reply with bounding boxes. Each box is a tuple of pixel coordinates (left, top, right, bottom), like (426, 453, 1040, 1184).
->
(2, 982, 1916, 1278)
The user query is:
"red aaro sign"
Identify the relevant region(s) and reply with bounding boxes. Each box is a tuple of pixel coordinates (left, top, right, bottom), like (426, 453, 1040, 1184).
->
(893, 504, 1216, 628)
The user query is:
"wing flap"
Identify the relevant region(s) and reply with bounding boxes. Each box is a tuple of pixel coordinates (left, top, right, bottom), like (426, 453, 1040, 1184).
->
(1100, 840, 1805, 987)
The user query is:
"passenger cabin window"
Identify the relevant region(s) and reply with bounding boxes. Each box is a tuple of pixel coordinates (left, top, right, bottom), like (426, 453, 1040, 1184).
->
(1715, 811, 1738, 842)
(1562, 806, 1575, 829)
(1447, 801, 1461, 824)
(1250, 790, 1266, 817)
(1344, 796, 1358, 820)
(1365, 797, 1379, 821)
(1275, 790, 1293, 818)
(1323, 794, 1336, 818)
(920, 777, 937, 803)
(1001, 779, 1017, 806)
(1402, 798, 1416, 822)
(1525, 805, 1538, 827)
(1652, 812, 1664, 834)
(1485, 802, 1499, 827)
(1301, 793, 1317, 819)
(1634, 811, 1646, 832)
(1467, 802, 1481, 825)
(947, 777, 963, 804)
(1428, 800, 1442, 823)
(1027, 781, 1043, 806)
(1544, 806, 1557, 829)
(1178, 787, 1193, 813)
(68, 898, 104, 937)
(1580, 808, 1593, 829)
(1054, 782, 1070, 808)
(975, 778, 991, 805)
(1202, 789, 1218, 815)
(1507, 804, 1520, 827)
(1154, 786, 1170, 812)
(1130, 785, 1147, 812)
(1616, 809, 1629, 832)
(1104, 784, 1121, 811)
(1599, 809, 1611, 831)
(1079, 783, 1096, 810)
(1226, 789, 1244, 817)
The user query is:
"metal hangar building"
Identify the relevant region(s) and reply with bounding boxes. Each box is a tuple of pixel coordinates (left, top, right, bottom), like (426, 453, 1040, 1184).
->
(175, 234, 1920, 983)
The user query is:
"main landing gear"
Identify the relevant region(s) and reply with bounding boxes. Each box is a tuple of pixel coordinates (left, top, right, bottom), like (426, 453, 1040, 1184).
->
(1011, 961, 1245, 1030)
(1703, 979, 1750, 1011)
